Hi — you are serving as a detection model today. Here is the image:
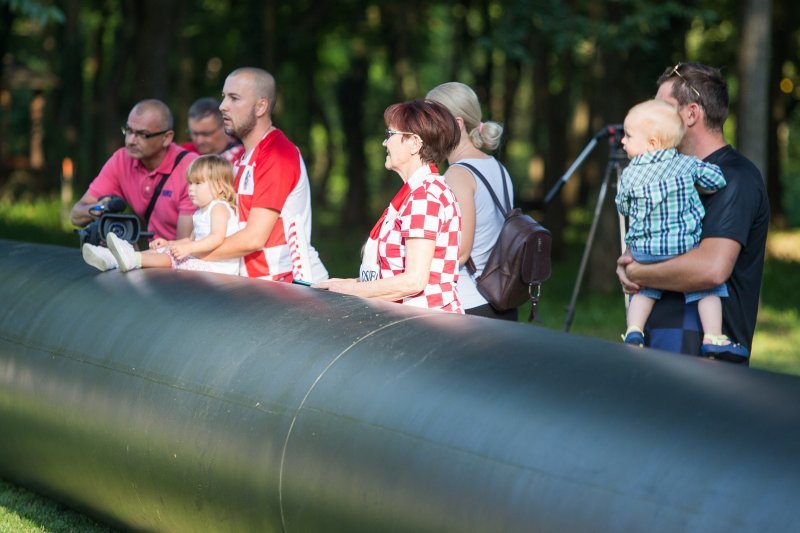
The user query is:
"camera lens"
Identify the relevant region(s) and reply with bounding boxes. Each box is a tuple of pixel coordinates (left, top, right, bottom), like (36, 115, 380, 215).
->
(107, 222, 127, 238)
(98, 214, 140, 244)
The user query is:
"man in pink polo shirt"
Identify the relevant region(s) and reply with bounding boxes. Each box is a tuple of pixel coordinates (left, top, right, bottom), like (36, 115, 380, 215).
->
(71, 99, 197, 242)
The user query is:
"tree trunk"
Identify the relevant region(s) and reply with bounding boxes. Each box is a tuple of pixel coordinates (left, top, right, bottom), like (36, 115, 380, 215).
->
(530, 19, 578, 263)
(51, 0, 84, 191)
(131, 0, 182, 100)
(380, 3, 426, 202)
(88, 1, 134, 188)
(0, 3, 16, 180)
(337, 52, 370, 231)
(736, 0, 772, 181)
(500, 58, 522, 164)
(767, 0, 791, 226)
(309, 93, 335, 209)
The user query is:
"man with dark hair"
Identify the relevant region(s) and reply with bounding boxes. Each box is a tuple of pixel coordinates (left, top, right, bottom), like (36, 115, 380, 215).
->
(183, 97, 244, 162)
(71, 99, 197, 243)
(617, 62, 770, 363)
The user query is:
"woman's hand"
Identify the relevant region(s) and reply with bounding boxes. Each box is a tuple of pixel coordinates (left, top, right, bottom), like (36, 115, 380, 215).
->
(312, 278, 359, 294)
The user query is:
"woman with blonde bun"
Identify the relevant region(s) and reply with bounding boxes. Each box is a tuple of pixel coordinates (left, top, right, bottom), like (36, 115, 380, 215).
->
(426, 82, 516, 320)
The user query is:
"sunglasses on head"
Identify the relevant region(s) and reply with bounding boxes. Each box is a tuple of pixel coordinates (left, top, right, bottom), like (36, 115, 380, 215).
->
(668, 63, 702, 105)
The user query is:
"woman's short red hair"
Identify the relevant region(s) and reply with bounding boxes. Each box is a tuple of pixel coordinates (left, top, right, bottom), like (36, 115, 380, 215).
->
(384, 100, 460, 165)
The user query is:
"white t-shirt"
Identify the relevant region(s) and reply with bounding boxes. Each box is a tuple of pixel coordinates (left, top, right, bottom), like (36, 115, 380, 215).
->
(453, 157, 513, 309)
(189, 199, 240, 275)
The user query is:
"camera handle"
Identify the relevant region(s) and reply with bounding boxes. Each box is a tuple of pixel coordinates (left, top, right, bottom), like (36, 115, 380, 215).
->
(88, 195, 127, 217)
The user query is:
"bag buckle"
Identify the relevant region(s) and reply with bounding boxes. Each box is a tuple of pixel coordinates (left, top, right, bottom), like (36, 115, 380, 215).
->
(528, 283, 541, 322)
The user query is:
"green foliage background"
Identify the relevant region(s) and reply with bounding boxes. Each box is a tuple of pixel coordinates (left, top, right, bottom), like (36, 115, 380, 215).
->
(2, 0, 797, 296)
(1, 0, 799, 530)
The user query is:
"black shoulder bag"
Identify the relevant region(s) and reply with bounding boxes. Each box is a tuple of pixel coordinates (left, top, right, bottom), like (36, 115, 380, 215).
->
(137, 150, 189, 248)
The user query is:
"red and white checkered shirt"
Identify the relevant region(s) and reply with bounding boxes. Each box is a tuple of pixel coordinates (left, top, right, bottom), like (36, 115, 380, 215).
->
(233, 129, 327, 282)
(378, 166, 463, 313)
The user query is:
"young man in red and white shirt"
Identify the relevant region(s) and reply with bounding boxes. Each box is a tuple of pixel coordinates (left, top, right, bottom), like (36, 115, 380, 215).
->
(202, 67, 327, 282)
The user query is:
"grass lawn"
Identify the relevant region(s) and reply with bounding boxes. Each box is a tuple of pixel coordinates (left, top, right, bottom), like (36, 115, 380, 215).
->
(0, 195, 798, 530)
(0, 479, 115, 532)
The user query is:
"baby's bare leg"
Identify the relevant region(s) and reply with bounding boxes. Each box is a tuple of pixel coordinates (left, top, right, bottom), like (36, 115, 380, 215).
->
(698, 295, 723, 338)
(140, 250, 172, 269)
(627, 294, 656, 330)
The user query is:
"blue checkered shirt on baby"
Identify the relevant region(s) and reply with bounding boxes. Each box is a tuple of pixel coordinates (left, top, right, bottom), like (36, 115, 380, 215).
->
(615, 148, 726, 256)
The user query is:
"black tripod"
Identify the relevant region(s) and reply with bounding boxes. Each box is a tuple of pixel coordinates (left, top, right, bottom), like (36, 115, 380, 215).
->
(544, 125, 628, 332)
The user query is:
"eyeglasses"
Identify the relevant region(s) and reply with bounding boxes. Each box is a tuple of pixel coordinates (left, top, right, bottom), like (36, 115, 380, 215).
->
(188, 125, 222, 138)
(668, 63, 702, 104)
(121, 126, 170, 139)
(384, 129, 415, 141)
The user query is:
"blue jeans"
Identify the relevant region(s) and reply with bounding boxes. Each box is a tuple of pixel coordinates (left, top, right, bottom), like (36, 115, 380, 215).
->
(631, 250, 728, 303)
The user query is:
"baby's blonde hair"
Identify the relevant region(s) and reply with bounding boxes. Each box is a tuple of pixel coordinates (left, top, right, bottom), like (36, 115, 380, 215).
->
(627, 99, 685, 150)
(185, 154, 237, 209)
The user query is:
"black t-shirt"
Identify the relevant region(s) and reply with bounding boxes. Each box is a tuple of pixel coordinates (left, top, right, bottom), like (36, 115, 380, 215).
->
(645, 145, 769, 354)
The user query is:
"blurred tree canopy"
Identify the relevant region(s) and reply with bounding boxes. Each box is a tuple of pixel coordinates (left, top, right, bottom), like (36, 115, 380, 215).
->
(1, 0, 798, 288)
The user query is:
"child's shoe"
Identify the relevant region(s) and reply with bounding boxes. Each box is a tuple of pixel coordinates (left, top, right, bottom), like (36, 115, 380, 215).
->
(622, 326, 645, 347)
(701, 334, 749, 362)
(82, 243, 118, 271)
(106, 233, 139, 272)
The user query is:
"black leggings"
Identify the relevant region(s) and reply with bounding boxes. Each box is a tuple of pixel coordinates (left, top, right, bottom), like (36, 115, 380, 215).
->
(465, 303, 518, 322)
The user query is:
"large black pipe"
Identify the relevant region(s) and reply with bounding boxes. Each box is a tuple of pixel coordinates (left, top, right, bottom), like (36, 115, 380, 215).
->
(0, 239, 799, 532)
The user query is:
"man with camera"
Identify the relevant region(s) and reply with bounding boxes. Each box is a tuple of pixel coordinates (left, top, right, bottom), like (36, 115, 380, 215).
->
(71, 99, 198, 246)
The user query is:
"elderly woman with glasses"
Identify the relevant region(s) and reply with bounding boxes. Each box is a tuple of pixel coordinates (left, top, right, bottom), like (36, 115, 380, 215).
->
(315, 100, 464, 313)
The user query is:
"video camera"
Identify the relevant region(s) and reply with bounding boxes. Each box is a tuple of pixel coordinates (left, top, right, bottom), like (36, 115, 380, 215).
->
(76, 196, 151, 247)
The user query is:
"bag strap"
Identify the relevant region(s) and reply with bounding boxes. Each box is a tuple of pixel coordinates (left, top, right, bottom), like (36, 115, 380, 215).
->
(454, 160, 513, 275)
(142, 150, 189, 232)
(455, 160, 512, 216)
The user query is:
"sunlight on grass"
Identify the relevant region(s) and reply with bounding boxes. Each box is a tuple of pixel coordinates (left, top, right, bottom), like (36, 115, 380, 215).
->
(0, 195, 76, 248)
(0, 479, 113, 533)
(751, 228, 800, 375)
(752, 306, 800, 376)
(0, 196, 69, 230)
(767, 230, 800, 261)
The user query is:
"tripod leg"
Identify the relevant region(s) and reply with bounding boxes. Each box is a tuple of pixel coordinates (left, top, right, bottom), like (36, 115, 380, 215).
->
(563, 160, 615, 332)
